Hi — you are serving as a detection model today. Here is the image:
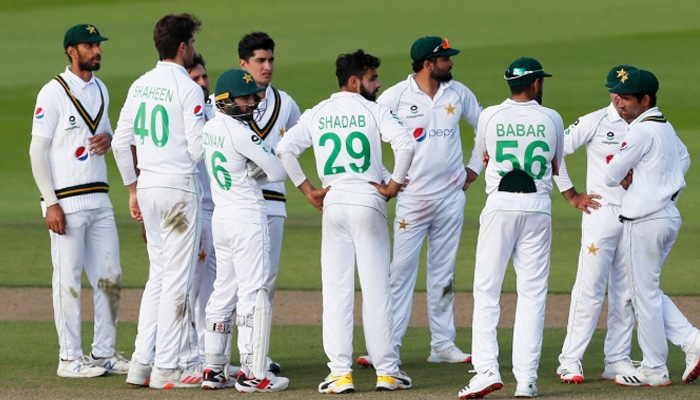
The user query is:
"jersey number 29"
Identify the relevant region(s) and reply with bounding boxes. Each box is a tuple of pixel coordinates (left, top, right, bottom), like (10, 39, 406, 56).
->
(320, 131, 371, 175)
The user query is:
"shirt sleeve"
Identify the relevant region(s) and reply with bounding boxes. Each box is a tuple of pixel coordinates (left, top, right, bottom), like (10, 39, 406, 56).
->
(183, 85, 205, 162)
(605, 129, 650, 187)
(112, 91, 138, 185)
(31, 84, 61, 140)
(275, 111, 314, 187)
(237, 133, 286, 183)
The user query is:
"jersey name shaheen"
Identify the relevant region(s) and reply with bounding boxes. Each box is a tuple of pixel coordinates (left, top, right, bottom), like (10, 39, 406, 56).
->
(377, 75, 481, 199)
(277, 91, 414, 207)
(477, 99, 564, 195)
(203, 112, 286, 223)
(113, 61, 205, 181)
(553, 102, 627, 206)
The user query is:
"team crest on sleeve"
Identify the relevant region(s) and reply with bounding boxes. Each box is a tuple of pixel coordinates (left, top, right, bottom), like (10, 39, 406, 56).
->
(75, 146, 89, 161)
(413, 127, 426, 142)
(194, 105, 204, 118)
(35, 107, 45, 119)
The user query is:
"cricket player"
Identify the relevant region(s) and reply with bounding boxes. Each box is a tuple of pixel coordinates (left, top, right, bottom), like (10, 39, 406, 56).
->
(604, 69, 700, 387)
(358, 36, 482, 368)
(238, 31, 301, 373)
(201, 69, 289, 392)
(276, 49, 414, 394)
(554, 66, 640, 383)
(185, 53, 217, 369)
(112, 13, 205, 389)
(458, 57, 563, 399)
(29, 23, 129, 378)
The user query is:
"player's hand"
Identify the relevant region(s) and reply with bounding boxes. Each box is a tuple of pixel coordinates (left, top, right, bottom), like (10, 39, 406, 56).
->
(45, 204, 66, 235)
(562, 188, 601, 214)
(246, 160, 267, 180)
(620, 169, 633, 190)
(129, 194, 143, 222)
(371, 180, 401, 201)
(140, 223, 147, 244)
(482, 153, 490, 168)
(88, 133, 112, 156)
(399, 178, 410, 192)
(462, 167, 479, 191)
(305, 186, 330, 213)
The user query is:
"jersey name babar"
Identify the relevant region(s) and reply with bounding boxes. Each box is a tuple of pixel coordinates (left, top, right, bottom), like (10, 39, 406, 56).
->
(496, 123, 546, 137)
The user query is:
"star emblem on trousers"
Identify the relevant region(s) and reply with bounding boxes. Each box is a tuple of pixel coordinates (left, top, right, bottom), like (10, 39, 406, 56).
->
(587, 243, 599, 256)
(398, 219, 409, 230)
(198, 250, 207, 262)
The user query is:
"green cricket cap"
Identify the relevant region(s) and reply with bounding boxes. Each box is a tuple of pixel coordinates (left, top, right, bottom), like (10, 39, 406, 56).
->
(64, 24, 108, 49)
(410, 36, 460, 63)
(608, 69, 659, 95)
(214, 69, 263, 101)
(605, 65, 638, 88)
(504, 57, 552, 87)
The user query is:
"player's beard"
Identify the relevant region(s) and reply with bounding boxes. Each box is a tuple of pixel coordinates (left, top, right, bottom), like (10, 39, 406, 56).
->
(77, 51, 101, 71)
(359, 84, 378, 102)
(430, 66, 452, 83)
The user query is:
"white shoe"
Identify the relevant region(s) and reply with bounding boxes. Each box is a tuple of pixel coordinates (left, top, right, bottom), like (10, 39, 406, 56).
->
(458, 369, 503, 399)
(89, 352, 130, 375)
(149, 366, 202, 389)
(614, 367, 671, 387)
(601, 359, 638, 380)
(683, 333, 700, 383)
(235, 365, 289, 393)
(558, 359, 583, 383)
(427, 345, 471, 363)
(376, 370, 412, 391)
(126, 361, 152, 387)
(514, 382, 538, 398)
(57, 355, 108, 378)
(202, 367, 236, 390)
(318, 373, 355, 394)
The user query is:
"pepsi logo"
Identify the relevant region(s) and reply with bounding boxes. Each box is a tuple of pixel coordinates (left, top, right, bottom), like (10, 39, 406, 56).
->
(620, 141, 628, 151)
(35, 107, 44, 119)
(194, 105, 203, 118)
(75, 146, 89, 161)
(413, 128, 426, 142)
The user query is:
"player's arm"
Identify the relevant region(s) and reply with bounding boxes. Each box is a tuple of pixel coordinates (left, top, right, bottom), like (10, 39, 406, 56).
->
(183, 86, 206, 162)
(604, 130, 648, 188)
(30, 85, 66, 234)
(276, 118, 328, 212)
(460, 85, 484, 183)
(374, 105, 415, 199)
(112, 96, 142, 221)
(241, 136, 287, 184)
(557, 159, 601, 214)
(29, 136, 66, 234)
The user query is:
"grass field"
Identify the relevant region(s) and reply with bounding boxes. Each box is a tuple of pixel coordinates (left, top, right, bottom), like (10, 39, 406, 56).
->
(1, 0, 700, 398)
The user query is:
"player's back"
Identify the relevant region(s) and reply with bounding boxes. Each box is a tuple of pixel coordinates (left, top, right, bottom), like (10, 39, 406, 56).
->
(305, 92, 386, 195)
(480, 99, 563, 195)
(126, 61, 205, 175)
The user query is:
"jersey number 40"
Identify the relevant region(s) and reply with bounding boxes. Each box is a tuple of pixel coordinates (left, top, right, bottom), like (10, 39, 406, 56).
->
(134, 102, 170, 147)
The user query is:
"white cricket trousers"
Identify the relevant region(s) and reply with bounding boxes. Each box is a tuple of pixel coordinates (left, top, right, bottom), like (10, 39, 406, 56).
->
(321, 190, 399, 377)
(390, 189, 466, 353)
(264, 215, 284, 302)
(623, 205, 699, 372)
(205, 220, 269, 359)
(560, 204, 634, 364)
(472, 192, 551, 385)
(131, 173, 201, 369)
(50, 207, 121, 360)
(192, 209, 216, 364)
